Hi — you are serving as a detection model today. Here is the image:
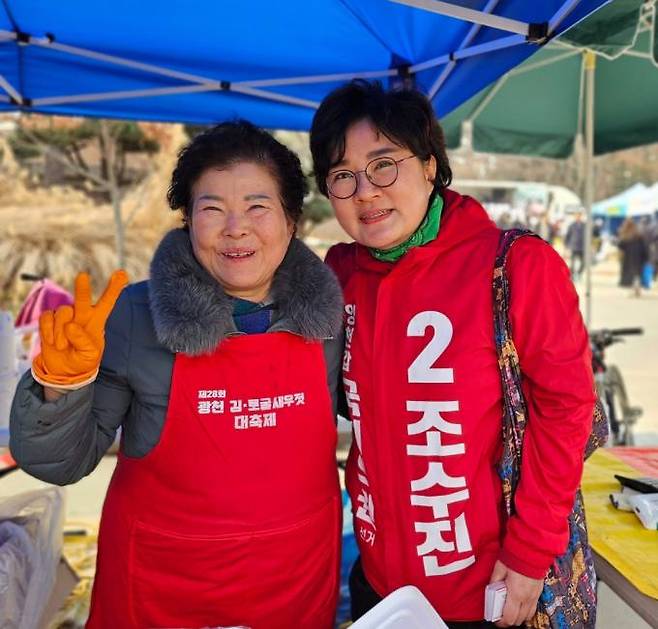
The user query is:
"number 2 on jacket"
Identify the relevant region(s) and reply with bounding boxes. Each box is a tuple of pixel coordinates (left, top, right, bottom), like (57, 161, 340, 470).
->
(407, 311, 454, 383)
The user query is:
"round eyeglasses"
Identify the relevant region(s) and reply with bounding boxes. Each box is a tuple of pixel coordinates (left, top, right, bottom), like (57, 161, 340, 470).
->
(326, 155, 416, 199)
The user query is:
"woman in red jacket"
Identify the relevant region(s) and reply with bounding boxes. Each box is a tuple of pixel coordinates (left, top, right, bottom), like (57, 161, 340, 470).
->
(310, 81, 596, 628)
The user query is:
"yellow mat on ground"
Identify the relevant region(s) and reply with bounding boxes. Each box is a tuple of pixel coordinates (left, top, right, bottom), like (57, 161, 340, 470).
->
(48, 520, 99, 629)
(582, 449, 658, 600)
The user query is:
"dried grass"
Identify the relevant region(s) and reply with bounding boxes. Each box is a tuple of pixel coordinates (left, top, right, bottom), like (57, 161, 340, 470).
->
(0, 206, 163, 311)
(0, 125, 187, 313)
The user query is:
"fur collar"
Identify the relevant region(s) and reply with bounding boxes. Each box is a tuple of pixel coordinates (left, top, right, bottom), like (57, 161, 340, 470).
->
(149, 228, 343, 355)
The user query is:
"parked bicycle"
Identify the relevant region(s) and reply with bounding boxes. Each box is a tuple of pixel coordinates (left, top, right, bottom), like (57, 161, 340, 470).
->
(590, 327, 643, 446)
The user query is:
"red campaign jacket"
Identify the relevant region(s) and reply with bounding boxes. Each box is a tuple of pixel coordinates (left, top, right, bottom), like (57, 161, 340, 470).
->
(326, 189, 595, 621)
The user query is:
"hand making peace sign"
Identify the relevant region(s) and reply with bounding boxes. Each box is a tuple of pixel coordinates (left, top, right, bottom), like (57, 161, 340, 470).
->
(32, 270, 129, 389)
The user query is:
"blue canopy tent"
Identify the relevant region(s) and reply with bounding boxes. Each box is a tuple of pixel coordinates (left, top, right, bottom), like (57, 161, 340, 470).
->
(0, 0, 609, 128)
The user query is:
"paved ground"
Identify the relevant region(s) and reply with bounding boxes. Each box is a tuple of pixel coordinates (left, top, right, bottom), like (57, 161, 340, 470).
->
(578, 257, 658, 447)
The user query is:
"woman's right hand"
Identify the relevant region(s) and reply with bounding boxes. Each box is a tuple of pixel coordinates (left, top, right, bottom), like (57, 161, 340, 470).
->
(32, 271, 129, 390)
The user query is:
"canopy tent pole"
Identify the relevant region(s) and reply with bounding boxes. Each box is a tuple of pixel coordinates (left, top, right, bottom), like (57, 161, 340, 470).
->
(229, 85, 319, 109)
(389, 0, 539, 36)
(583, 49, 596, 328)
(32, 84, 223, 107)
(507, 49, 580, 75)
(26, 34, 214, 85)
(623, 49, 654, 60)
(0, 73, 22, 102)
(236, 69, 397, 88)
(426, 0, 501, 99)
(468, 75, 509, 121)
(412, 34, 525, 72)
(549, 0, 589, 33)
(408, 33, 525, 75)
(32, 83, 320, 110)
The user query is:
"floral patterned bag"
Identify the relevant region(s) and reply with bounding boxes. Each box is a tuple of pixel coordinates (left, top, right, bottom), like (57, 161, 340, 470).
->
(493, 229, 607, 629)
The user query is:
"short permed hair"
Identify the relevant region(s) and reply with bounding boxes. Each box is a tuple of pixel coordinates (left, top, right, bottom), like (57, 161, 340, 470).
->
(310, 80, 452, 199)
(168, 120, 308, 225)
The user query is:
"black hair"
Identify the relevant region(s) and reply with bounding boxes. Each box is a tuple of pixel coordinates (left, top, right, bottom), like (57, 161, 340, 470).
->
(310, 80, 452, 200)
(168, 120, 308, 225)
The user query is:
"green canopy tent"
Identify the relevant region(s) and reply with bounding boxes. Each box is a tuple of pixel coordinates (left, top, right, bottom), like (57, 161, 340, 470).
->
(441, 0, 658, 324)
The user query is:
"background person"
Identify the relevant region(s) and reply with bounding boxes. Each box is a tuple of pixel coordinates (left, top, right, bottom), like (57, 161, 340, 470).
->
(311, 81, 595, 628)
(564, 212, 586, 281)
(617, 217, 649, 297)
(10, 121, 344, 629)
(639, 215, 658, 286)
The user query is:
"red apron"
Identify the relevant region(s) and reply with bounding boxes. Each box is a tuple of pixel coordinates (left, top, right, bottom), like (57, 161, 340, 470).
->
(86, 332, 341, 629)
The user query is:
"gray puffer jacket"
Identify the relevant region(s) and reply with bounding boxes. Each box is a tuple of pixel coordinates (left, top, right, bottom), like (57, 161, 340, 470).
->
(10, 230, 344, 486)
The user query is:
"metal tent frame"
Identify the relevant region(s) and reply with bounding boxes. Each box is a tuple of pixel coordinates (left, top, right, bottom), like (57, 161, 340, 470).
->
(0, 0, 600, 115)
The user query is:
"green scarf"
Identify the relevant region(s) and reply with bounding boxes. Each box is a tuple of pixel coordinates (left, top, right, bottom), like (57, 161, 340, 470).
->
(369, 194, 443, 263)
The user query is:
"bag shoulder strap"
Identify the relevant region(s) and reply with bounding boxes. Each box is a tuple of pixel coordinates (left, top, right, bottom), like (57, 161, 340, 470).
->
(494, 229, 608, 473)
(493, 229, 540, 516)
(492, 227, 538, 377)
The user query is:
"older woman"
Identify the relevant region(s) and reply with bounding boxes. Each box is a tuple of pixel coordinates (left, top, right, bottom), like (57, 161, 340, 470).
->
(10, 121, 343, 629)
(310, 82, 596, 628)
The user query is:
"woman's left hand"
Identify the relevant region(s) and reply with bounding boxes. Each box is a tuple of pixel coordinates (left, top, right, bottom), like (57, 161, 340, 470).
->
(489, 560, 544, 627)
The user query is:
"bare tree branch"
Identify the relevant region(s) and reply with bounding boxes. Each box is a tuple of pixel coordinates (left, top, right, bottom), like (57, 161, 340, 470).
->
(70, 141, 90, 172)
(123, 162, 156, 228)
(19, 126, 110, 191)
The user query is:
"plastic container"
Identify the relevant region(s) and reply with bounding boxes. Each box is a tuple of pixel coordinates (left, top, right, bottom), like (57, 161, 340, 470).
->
(0, 311, 18, 430)
(629, 493, 658, 530)
(0, 375, 16, 431)
(350, 585, 448, 628)
(0, 487, 66, 629)
(0, 311, 16, 374)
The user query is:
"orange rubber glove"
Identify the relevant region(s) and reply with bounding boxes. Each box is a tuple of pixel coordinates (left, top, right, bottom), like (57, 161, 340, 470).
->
(32, 270, 129, 390)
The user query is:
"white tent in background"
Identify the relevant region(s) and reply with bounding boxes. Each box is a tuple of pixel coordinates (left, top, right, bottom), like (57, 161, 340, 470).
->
(630, 183, 658, 217)
(593, 182, 658, 219)
(593, 183, 647, 218)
